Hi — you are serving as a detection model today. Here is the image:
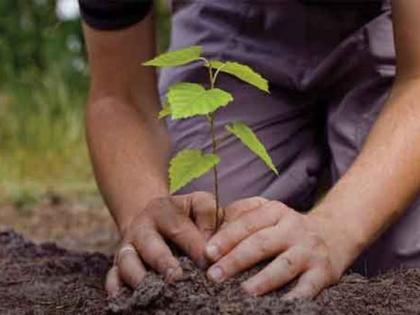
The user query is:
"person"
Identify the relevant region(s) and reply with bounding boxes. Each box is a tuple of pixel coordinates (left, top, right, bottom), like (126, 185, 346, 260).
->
(79, 0, 420, 300)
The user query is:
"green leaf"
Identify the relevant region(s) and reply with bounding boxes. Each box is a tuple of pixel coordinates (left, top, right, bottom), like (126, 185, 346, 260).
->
(226, 122, 278, 175)
(208, 60, 269, 93)
(158, 103, 171, 119)
(169, 149, 220, 193)
(143, 46, 202, 67)
(167, 82, 233, 119)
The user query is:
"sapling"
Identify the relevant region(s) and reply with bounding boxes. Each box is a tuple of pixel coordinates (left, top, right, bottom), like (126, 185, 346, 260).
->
(143, 46, 278, 229)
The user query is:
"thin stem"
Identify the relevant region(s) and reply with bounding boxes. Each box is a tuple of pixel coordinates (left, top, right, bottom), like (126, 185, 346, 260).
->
(201, 56, 222, 229)
(212, 64, 226, 86)
(209, 114, 221, 229)
(200, 57, 214, 89)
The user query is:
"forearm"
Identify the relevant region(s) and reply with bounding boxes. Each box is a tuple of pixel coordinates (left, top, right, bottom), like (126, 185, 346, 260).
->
(86, 97, 170, 232)
(83, 14, 170, 232)
(311, 79, 420, 268)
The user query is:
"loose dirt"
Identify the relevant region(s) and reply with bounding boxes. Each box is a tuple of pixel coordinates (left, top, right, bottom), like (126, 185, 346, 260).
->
(0, 194, 118, 254)
(1, 229, 419, 315)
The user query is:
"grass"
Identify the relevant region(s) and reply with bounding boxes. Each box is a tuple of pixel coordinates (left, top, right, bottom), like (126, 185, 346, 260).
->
(0, 63, 96, 204)
(0, 1, 171, 205)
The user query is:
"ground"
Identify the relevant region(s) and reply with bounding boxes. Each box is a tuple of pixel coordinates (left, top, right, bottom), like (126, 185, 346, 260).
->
(1, 195, 420, 314)
(0, 193, 118, 254)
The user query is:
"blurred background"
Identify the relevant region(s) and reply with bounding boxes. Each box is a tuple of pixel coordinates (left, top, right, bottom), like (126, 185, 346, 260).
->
(0, 0, 170, 252)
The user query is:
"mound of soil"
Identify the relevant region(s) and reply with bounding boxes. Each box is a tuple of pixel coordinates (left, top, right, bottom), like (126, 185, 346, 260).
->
(1, 229, 420, 315)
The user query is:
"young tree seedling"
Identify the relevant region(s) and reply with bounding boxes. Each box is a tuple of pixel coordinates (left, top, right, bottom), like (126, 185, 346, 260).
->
(143, 46, 278, 229)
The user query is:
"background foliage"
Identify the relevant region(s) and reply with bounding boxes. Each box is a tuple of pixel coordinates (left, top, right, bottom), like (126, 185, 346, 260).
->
(0, 0, 170, 202)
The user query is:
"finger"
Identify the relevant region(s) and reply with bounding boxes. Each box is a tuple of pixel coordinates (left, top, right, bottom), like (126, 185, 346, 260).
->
(131, 227, 183, 281)
(105, 266, 122, 298)
(241, 246, 307, 296)
(117, 244, 147, 289)
(223, 197, 268, 223)
(175, 191, 218, 240)
(207, 226, 288, 283)
(282, 268, 331, 300)
(155, 204, 208, 269)
(206, 201, 287, 261)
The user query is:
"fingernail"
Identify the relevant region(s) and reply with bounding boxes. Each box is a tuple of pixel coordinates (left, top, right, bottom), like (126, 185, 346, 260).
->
(208, 266, 224, 283)
(107, 289, 120, 299)
(241, 281, 258, 296)
(206, 244, 220, 260)
(165, 267, 181, 283)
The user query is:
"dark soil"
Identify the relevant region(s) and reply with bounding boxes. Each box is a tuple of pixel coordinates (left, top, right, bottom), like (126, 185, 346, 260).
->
(1, 229, 420, 315)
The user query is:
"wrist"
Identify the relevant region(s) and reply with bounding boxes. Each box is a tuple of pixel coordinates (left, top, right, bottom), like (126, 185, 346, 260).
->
(306, 208, 368, 273)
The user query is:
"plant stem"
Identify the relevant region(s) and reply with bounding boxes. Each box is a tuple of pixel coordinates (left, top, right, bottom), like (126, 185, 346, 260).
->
(202, 57, 222, 229)
(209, 113, 221, 229)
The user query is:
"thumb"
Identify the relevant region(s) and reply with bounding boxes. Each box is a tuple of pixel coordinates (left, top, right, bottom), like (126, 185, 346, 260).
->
(173, 191, 219, 240)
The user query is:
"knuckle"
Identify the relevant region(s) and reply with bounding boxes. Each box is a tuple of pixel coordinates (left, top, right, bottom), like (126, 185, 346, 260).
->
(243, 219, 258, 235)
(266, 200, 281, 211)
(313, 257, 340, 284)
(280, 255, 297, 274)
(277, 214, 301, 235)
(170, 194, 191, 211)
(248, 197, 268, 208)
(286, 212, 301, 227)
(306, 235, 325, 250)
(145, 197, 176, 217)
(267, 200, 289, 213)
(166, 223, 186, 239)
(253, 232, 273, 256)
(305, 237, 331, 266)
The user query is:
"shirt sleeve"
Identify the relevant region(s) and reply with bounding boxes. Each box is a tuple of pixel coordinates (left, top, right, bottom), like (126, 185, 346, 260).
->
(79, 0, 153, 30)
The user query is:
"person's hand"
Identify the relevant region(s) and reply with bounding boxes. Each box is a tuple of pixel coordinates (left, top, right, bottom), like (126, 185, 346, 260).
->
(106, 191, 218, 297)
(205, 198, 361, 299)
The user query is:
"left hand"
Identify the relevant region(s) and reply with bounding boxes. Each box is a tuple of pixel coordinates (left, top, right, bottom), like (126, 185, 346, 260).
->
(205, 198, 361, 299)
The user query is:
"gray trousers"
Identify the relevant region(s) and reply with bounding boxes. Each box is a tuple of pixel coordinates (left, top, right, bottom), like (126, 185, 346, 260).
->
(158, 0, 420, 275)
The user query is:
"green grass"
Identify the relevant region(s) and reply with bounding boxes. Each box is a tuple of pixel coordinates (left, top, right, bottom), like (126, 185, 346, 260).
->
(0, 1, 171, 204)
(0, 63, 97, 203)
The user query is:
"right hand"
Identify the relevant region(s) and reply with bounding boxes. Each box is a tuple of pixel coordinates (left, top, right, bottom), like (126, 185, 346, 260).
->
(105, 191, 218, 297)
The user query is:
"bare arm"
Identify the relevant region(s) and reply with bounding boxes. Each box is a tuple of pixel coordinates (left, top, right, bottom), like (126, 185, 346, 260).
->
(204, 0, 420, 298)
(309, 0, 420, 271)
(84, 14, 169, 232)
(83, 13, 216, 296)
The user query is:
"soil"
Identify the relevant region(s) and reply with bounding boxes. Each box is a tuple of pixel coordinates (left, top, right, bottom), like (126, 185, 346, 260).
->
(1, 228, 420, 315)
(0, 193, 118, 254)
